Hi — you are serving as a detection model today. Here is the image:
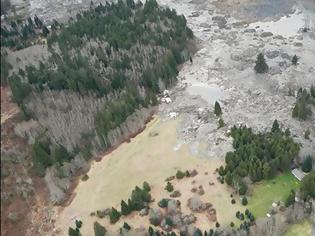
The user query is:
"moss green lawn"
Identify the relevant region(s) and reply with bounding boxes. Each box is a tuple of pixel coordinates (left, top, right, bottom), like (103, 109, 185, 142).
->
(248, 172, 300, 218)
(283, 219, 313, 236)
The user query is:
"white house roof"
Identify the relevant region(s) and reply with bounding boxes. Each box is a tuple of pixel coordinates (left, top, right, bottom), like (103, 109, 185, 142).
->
(291, 168, 306, 181)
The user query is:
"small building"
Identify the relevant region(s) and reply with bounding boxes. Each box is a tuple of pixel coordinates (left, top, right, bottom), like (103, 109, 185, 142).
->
(291, 168, 306, 181)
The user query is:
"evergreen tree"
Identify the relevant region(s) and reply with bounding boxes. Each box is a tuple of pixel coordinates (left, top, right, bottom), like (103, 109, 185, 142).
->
(302, 155, 313, 173)
(311, 85, 315, 98)
(218, 118, 225, 128)
(271, 119, 280, 133)
(68, 227, 80, 236)
(225, 172, 233, 185)
(214, 101, 222, 116)
(254, 53, 268, 73)
(42, 26, 50, 37)
(75, 220, 82, 229)
(292, 55, 298, 65)
(109, 207, 121, 224)
(300, 171, 315, 199)
(94, 221, 107, 236)
(8, 74, 31, 105)
(121, 200, 130, 215)
(143, 181, 151, 192)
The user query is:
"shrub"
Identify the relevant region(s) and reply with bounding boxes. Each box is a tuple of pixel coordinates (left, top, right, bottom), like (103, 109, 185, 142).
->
(218, 166, 226, 176)
(158, 198, 169, 208)
(249, 214, 255, 222)
(215, 222, 220, 228)
(230, 222, 235, 227)
(165, 182, 174, 192)
(231, 199, 236, 204)
(176, 170, 185, 179)
(285, 190, 295, 207)
(123, 222, 131, 231)
(242, 197, 248, 206)
(245, 209, 249, 216)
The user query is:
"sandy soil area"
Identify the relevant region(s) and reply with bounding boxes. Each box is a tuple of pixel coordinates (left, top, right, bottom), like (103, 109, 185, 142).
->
(55, 116, 244, 234)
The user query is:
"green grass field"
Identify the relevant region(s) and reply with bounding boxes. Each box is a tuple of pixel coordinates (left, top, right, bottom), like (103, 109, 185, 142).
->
(283, 219, 313, 236)
(248, 172, 300, 218)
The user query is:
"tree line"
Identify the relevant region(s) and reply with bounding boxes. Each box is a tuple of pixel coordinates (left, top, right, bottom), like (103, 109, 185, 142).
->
(219, 120, 300, 194)
(7, 0, 194, 173)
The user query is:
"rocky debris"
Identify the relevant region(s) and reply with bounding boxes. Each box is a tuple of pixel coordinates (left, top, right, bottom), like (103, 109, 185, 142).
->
(266, 50, 280, 59)
(273, 35, 285, 40)
(269, 66, 282, 75)
(170, 190, 181, 198)
(278, 61, 290, 68)
(212, 16, 227, 28)
(230, 48, 257, 62)
(261, 32, 273, 37)
(244, 28, 256, 33)
(187, 196, 212, 212)
(139, 208, 149, 216)
(293, 42, 303, 47)
(169, 112, 178, 118)
(200, 23, 211, 28)
(280, 52, 291, 60)
(296, 35, 303, 40)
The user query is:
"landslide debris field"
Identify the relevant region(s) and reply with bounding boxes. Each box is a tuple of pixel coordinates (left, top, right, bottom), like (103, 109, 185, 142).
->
(1, 0, 315, 235)
(56, 0, 314, 234)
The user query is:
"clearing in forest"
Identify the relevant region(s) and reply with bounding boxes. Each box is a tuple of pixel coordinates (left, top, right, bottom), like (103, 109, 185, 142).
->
(248, 172, 300, 218)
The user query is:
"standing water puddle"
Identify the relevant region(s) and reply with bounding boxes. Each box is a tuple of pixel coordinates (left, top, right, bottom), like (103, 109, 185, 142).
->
(249, 11, 305, 37)
(186, 82, 225, 104)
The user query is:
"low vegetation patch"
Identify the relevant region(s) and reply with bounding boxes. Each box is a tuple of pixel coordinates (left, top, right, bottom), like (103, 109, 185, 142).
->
(247, 172, 300, 217)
